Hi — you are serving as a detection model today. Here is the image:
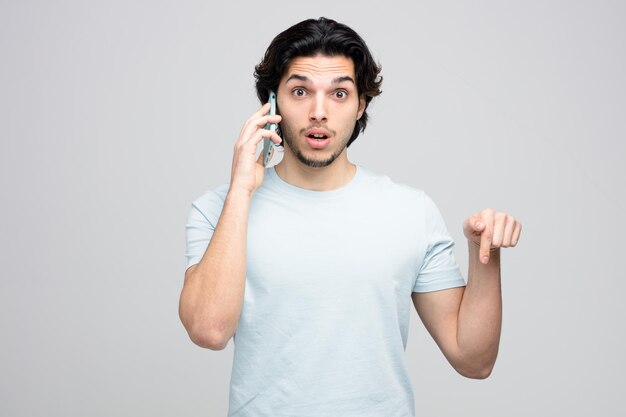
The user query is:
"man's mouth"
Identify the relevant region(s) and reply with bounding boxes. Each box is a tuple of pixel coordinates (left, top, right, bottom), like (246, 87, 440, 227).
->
(307, 133, 328, 140)
(304, 128, 332, 146)
(304, 128, 332, 149)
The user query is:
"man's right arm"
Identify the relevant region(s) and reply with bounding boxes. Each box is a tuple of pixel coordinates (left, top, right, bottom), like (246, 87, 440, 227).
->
(179, 188, 252, 350)
(178, 102, 282, 351)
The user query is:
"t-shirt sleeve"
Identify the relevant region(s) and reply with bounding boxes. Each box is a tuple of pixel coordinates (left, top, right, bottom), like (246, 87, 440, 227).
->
(184, 190, 225, 270)
(413, 193, 466, 293)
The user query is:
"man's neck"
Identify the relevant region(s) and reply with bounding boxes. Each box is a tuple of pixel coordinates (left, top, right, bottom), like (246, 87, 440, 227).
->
(274, 157, 357, 192)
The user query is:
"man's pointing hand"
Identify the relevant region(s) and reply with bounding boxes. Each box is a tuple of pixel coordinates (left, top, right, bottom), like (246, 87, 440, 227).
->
(463, 209, 522, 264)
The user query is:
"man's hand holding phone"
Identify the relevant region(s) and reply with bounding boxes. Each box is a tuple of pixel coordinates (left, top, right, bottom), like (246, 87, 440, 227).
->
(229, 100, 282, 196)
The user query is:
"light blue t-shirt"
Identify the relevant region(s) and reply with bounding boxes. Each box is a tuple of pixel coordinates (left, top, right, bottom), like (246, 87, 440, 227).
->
(185, 164, 466, 417)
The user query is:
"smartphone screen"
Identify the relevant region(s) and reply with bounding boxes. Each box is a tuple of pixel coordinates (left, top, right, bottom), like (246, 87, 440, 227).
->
(262, 91, 277, 167)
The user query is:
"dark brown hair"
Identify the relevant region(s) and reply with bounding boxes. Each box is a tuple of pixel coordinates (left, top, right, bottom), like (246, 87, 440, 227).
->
(254, 17, 383, 147)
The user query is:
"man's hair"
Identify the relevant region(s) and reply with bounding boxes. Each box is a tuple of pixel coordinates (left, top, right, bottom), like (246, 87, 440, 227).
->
(254, 17, 383, 147)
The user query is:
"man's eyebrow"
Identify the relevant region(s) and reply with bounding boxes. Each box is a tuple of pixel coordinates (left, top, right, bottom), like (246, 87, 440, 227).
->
(285, 74, 356, 85)
(332, 76, 355, 85)
(285, 74, 309, 84)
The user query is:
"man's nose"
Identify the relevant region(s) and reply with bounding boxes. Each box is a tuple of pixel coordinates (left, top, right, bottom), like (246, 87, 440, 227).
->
(309, 93, 328, 122)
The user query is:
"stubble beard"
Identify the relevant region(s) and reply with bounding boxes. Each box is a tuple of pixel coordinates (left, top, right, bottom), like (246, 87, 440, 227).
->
(279, 124, 353, 168)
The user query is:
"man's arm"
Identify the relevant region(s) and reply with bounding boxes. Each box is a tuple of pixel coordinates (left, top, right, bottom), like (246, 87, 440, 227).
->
(179, 189, 252, 351)
(178, 103, 282, 351)
(412, 209, 521, 379)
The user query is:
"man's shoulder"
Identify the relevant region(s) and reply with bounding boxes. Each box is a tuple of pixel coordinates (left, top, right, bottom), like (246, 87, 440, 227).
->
(359, 165, 427, 201)
(190, 182, 230, 211)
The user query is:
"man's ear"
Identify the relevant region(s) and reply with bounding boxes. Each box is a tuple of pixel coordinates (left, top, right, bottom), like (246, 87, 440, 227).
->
(357, 94, 366, 120)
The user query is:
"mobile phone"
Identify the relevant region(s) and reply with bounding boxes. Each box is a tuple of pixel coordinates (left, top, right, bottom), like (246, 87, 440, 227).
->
(262, 91, 278, 167)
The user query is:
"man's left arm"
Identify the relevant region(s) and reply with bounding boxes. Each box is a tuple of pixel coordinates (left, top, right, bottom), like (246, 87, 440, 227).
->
(412, 209, 522, 379)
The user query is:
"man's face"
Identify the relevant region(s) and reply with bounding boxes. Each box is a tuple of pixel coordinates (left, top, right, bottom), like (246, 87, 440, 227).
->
(276, 54, 366, 168)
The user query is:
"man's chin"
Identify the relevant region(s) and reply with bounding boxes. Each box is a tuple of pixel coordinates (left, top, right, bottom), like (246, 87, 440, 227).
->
(296, 154, 337, 168)
(283, 137, 344, 168)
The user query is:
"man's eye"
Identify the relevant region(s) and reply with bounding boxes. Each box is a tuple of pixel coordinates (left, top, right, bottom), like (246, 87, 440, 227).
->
(293, 88, 306, 97)
(335, 90, 347, 99)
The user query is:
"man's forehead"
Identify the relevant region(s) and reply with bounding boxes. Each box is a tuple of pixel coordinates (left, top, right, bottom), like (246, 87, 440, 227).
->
(282, 54, 355, 83)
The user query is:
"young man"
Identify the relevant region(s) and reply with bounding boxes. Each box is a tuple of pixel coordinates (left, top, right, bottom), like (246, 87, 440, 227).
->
(180, 17, 522, 416)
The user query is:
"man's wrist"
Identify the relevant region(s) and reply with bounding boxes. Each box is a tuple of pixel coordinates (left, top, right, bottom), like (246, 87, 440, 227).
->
(227, 186, 253, 201)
